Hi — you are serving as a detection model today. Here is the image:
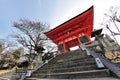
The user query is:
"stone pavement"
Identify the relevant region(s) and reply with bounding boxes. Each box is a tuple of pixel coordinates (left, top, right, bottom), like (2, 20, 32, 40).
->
(0, 69, 14, 80)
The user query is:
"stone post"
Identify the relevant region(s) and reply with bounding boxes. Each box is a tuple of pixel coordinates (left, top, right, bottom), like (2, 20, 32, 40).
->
(37, 54, 42, 64)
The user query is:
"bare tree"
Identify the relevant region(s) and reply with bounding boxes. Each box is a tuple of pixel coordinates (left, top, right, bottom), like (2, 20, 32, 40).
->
(12, 19, 50, 62)
(12, 49, 21, 60)
(104, 6, 120, 34)
(100, 6, 120, 46)
(0, 39, 17, 52)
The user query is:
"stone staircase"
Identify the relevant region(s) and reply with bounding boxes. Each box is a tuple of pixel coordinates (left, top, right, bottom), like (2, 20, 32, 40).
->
(26, 49, 112, 79)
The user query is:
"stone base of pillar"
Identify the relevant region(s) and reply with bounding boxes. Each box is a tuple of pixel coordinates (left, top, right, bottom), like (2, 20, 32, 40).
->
(37, 54, 42, 63)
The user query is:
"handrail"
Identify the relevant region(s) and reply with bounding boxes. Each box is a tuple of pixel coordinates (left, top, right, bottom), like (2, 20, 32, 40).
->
(88, 50, 120, 78)
(97, 53, 120, 78)
(23, 52, 60, 79)
(35, 52, 60, 72)
(81, 44, 120, 78)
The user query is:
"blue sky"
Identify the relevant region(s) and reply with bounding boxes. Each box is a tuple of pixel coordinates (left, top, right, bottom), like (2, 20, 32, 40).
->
(0, 0, 42, 38)
(0, 0, 120, 41)
(0, 0, 91, 39)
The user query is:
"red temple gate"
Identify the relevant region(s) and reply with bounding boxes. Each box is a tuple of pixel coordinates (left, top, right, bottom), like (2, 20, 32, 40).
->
(45, 6, 94, 53)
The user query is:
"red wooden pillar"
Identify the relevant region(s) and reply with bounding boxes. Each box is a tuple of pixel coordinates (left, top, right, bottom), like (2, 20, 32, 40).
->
(63, 42, 67, 53)
(77, 36, 81, 44)
(86, 34, 91, 43)
(77, 36, 81, 48)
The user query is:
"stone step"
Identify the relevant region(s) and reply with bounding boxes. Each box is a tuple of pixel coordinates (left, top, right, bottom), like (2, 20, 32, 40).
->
(54, 50, 86, 57)
(51, 50, 86, 61)
(51, 54, 88, 63)
(27, 49, 113, 79)
(26, 77, 118, 80)
(60, 49, 85, 56)
(25, 78, 39, 80)
(31, 69, 110, 79)
(48, 57, 94, 65)
(69, 57, 95, 62)
(47, 59, 95, 68)
(40, 61, 96, 70)
(34, 65, 98, 74)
